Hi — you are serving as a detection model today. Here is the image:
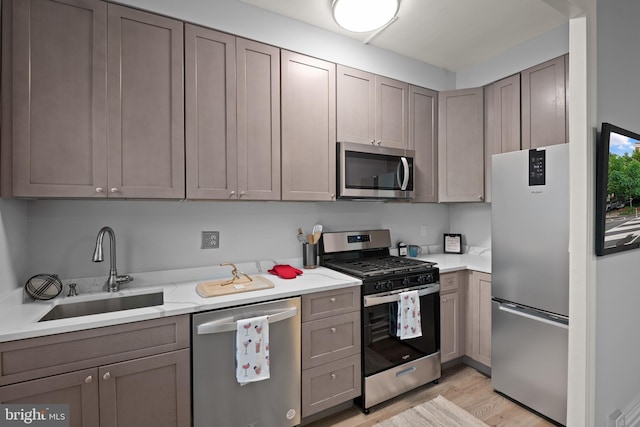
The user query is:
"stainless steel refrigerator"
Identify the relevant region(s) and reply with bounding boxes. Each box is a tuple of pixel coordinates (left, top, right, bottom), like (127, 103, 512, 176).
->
(491, 143, 569, 426)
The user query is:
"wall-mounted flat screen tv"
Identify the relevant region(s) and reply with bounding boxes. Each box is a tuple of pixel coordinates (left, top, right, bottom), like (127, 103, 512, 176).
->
(596, 122, 640, 256)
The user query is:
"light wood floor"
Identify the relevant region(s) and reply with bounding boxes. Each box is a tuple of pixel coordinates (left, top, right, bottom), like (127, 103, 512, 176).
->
(305, 364, 557, 427)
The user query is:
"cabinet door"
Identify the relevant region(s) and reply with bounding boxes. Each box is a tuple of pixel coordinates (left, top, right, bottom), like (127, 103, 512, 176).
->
(409, 85, 438, 202)
(99, 349, 190, 427)
(376, 75, 409, 149)
(440, 291, 462, 363)
(485, 74, 520, 202)
(466, 271, 492, 367)
(11, 0, 108, 198)
(0, 367, 99, 427)
(107, 5, 184, 199)
(236, 38, 281, 200)
(438, 88, 484, 202)
(281, 51, 336, 201)
(521, 55, 567, 150)
(185, 25, 237, 199)
(336, 65, 375, 145)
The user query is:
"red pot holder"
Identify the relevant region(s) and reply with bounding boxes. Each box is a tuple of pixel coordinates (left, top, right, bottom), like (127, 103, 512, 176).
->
(268, 264, 303, 279)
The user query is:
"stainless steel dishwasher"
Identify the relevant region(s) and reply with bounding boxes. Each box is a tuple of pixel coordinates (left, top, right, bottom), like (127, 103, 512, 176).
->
(192, 297, 301, 427)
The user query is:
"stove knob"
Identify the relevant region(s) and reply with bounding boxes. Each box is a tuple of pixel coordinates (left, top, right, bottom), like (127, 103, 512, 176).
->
(385, 281, 393, 290)
(425, 273, 434, 283)
(374, 283, 383, 292)
(418, 275, 426, 284)
(402, 277, 410, 286)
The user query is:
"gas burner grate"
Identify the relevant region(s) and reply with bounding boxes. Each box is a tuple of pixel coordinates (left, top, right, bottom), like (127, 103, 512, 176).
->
(325, 256, 435, 278)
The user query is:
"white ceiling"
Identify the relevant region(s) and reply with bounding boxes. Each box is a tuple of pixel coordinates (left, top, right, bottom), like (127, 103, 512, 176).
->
(239, 0, 570, 72)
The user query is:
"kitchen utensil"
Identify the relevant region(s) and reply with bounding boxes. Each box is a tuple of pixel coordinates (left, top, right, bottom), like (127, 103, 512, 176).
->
(297, 228, 306, 242)
(312, 224, 323, 243)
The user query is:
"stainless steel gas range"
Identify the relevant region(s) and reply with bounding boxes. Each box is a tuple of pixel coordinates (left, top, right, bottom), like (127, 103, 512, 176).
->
(320, 229, 441, 412)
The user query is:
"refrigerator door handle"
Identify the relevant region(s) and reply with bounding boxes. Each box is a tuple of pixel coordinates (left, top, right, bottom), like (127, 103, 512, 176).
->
(498, 304, 569, 330)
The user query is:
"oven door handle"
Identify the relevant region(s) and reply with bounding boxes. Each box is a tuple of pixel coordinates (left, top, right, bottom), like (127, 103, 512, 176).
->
(363, 285, 440, 307)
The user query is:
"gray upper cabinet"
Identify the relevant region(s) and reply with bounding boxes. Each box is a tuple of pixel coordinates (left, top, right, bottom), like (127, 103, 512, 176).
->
(185, 25, 281, 200)
(409, 85, 438, 203)
(484, 74, 520, 202)
(107, 5, 185, 199)
(8, 0, 185, 198)
(337, 65, 408, 149)
(10, 0, 108, 198)
(281, 51, 336, 201)
(521, 54, 568, 150)
(438, 87, 484, 203)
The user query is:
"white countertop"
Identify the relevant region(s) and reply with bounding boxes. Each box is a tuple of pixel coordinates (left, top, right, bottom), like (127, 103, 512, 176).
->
(0, 262, 361, 343)
(0, 252, 491, 343)
(414, 252, 491, 274)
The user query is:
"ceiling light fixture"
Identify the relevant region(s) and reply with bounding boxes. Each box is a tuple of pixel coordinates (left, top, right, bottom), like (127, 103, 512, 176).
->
(332, 0, 399, 33)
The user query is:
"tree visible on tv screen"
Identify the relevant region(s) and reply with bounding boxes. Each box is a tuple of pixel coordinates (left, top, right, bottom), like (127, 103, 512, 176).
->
(608, 152, 640, 208)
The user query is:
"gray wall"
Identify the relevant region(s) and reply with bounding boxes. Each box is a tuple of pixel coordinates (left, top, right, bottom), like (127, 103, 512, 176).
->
(0, 199, 27, 294)
(595, 0, 640, 422)
(26, 200, 449, 280)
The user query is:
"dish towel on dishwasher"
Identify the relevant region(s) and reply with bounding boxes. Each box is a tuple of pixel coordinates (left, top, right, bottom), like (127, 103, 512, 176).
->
(236, 315, 270, 384)
(397, 290, 422, 340)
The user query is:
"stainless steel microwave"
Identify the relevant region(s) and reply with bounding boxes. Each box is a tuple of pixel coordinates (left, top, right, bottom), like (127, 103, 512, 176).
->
(337, 142, 414, 200)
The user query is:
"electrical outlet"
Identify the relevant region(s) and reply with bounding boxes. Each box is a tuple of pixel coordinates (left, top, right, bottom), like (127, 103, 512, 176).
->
(201, 231, 219, 249)
(420, 225, 428, 237)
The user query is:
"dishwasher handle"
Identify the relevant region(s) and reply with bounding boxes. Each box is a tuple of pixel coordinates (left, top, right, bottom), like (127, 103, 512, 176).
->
(196, 306, 298, 335)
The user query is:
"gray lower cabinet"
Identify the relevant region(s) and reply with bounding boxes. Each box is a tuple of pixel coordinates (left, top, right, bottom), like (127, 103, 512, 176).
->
(521, 54, 568, 150)
(440, 272, 464, 363)
(281, 51, 336, 201)
(0, 316, 190, 427)
(465, 271, 492, 368)
(437, 87, 485, 202)
(301, 287, 361, 418)
(409, 85, 438, 203)
(5, 0, 185, 199)
(185, 25, 281, 200)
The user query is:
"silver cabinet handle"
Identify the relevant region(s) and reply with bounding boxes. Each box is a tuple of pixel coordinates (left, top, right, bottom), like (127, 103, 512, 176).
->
(110, 188, 118, 193)
(377, 140, 382, 145)
(330, 327, 337, 333)
(478, 195, 484, 200)
(96, 187, 104, 193)
(240, 191, 246, 196)
(103, 372, 111, 380)
(329, 297, 336, 303)
(370, 140, 376, 145)
(85, 375, 93, 384)
(197, 306, 298, 335)
(330, 373, 336, 380)
(230, 190, 236, 196)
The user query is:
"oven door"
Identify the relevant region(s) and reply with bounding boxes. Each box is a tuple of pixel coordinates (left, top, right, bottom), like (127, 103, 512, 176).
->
(362, 284, 440, 377)
(338, 142, 414, 199)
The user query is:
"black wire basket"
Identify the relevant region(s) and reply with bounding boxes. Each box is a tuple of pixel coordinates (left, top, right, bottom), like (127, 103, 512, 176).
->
(24, 273, 63, 300)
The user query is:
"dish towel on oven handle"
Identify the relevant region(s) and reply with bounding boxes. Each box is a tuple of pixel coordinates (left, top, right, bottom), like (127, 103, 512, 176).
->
(397, 290, 422, 340)
(236, 315, 270, 384)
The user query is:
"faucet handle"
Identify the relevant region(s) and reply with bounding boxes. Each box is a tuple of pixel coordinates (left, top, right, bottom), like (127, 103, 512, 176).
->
(116, 275, 133, 285)
(67, 283, 78, 297)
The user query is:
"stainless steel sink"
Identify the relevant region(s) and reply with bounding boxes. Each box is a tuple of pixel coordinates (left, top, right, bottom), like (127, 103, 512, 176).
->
(39, 291, 164, 322)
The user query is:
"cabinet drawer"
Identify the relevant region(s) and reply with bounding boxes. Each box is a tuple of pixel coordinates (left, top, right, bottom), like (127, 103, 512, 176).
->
(0, 315, 189, 386)
(302, 311, 360, 370)
(301, 287, 360, 322)
(301, 354, 361, 418)
(440, 272, 459, 293)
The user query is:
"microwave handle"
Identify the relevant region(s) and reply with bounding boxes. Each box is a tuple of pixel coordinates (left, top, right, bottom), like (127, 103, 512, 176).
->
(396, 157, 409, 190)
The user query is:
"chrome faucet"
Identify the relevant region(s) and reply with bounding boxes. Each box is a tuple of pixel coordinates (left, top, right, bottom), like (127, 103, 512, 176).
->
(92, 226, 133, 292)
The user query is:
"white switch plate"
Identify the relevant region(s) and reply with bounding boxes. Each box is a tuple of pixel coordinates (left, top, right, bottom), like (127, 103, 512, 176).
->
(420, 225, 428, 237)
